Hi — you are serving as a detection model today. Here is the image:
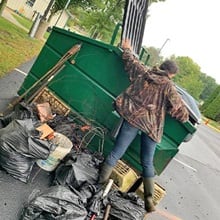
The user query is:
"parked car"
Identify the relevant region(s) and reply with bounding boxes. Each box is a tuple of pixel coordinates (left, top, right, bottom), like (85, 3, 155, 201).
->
(175, 85, 202, 141)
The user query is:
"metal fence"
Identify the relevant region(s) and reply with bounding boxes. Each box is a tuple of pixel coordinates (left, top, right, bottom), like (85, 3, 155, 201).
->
(122, 0, 149, 54)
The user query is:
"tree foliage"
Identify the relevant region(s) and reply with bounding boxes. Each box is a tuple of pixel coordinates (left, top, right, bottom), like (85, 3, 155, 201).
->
(201, 86, 220, 121)
(143, 46, 162, 66)
(200, 85, 220, 111)
(69, 0, 125, 43)
(0, 0, 8, 16)
(52, 0, 92, 13)
(67, 0, 165, 43)
(199, 73, 218, 100)
(173, 56, 203, 100)
(47, 0, 92, 20)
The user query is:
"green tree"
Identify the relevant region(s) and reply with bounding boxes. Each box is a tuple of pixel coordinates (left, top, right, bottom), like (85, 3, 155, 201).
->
(71, 0, 125, 42)
(144, 46, 162, 66)
(173, 56, 203, 100)
(68, 0, 166, 43)
(0, 0, 8, 16)
(200, 85, 220, 111)
(34, 0, 92, 39)
(47, 0, 92, 21)
(199, 73, 218, 100)
(201, 86, 220, 121)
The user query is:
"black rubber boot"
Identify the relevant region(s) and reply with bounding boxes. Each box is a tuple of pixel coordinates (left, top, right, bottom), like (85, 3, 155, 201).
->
(98, 162, 114, 185)
(143, 177, 156, 212)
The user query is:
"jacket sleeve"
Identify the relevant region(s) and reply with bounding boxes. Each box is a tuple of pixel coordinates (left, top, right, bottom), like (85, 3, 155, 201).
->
(122, 49, 148, 82)
(166, 84, 189, 123)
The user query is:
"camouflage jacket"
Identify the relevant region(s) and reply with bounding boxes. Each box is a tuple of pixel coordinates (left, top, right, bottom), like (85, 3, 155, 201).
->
(115, 49, 189, 143)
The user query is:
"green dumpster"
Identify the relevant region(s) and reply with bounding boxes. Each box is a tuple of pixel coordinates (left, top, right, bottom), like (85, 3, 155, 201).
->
(18, 27, 196, 175)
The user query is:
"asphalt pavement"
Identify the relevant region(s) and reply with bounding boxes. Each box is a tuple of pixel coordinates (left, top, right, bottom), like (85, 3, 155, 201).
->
(0, 58, 35, 113)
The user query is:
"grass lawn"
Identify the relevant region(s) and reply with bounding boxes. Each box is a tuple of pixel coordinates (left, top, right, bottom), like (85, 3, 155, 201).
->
(209, 120, 220, 131)
(11, 12, 51, 39)
(203, 116, 220, 131)
(0, 16, 44, 78)
(11, 12, 33, 30)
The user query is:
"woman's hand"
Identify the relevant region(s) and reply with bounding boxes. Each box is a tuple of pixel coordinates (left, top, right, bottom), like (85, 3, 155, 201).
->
(121, 38, 132, 50)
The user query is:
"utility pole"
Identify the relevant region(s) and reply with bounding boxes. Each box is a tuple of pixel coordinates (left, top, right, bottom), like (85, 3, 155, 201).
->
(158, 38, 170, 55)
(157, 38, 170, 63)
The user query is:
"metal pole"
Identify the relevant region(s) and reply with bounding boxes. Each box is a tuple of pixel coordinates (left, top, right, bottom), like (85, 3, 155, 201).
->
(29, 12, 41, 38)
(158, 38, 170, 55)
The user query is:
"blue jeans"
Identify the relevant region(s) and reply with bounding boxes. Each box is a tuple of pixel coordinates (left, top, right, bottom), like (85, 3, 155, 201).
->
(105, 119, 157, 178)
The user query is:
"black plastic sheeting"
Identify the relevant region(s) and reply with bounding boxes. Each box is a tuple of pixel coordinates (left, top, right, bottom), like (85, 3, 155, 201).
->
(0, 102, 39, 128)
(20, 184, 146, 220)
(0, 119, 54, 183)
(20, 149, 146, 220)
(47, 114, 87, 150)
(53, 150, 103, 189)
(0, 102, 97, 184)
(107, 191, 146, 220)
(20, 185, 88, 220)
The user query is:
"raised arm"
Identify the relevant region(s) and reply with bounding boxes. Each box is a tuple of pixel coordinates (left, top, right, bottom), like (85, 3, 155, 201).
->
(166, 83, 189, 123)
(121, 39, 148, 82)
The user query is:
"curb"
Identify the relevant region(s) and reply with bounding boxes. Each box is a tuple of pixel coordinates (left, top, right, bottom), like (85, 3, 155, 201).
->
(202, 121, 220, 133)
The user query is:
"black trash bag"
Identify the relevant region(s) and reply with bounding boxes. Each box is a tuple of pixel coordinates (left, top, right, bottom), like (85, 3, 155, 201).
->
(86, 187, 108, 220)
(0, 110, 19, 129)
(0, 148, 35, 183)
(0, 102, 38, 128)
(78, 182, 98, 205)
(27, 136, 55, 159)
(0, 119, 54, 158)
(53, 150, 103, 189)
(107, 191, 146, 220)
(0, 119, 54, 182)
(47, 115, 76, 138)
(20, 185, 88, 220)
(47, 115, 88, 150)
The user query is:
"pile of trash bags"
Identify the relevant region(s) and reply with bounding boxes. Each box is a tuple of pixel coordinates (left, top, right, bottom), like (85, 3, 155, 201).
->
(0, 103, 54, 182)
(0, 102, 146, 219)
(20, 186, 146, 220)
(0, 103, 90, 183)
(20, 150, 146, 220)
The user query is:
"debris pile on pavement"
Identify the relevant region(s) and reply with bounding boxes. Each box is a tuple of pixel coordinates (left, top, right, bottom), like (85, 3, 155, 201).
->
(0, 102, 93, 183)
(20, 180, 146, 220)
(0, 101, 146, 219)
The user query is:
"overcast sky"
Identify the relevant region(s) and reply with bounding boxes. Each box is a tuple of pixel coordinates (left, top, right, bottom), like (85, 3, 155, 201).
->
(143, 0, 220, 84)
